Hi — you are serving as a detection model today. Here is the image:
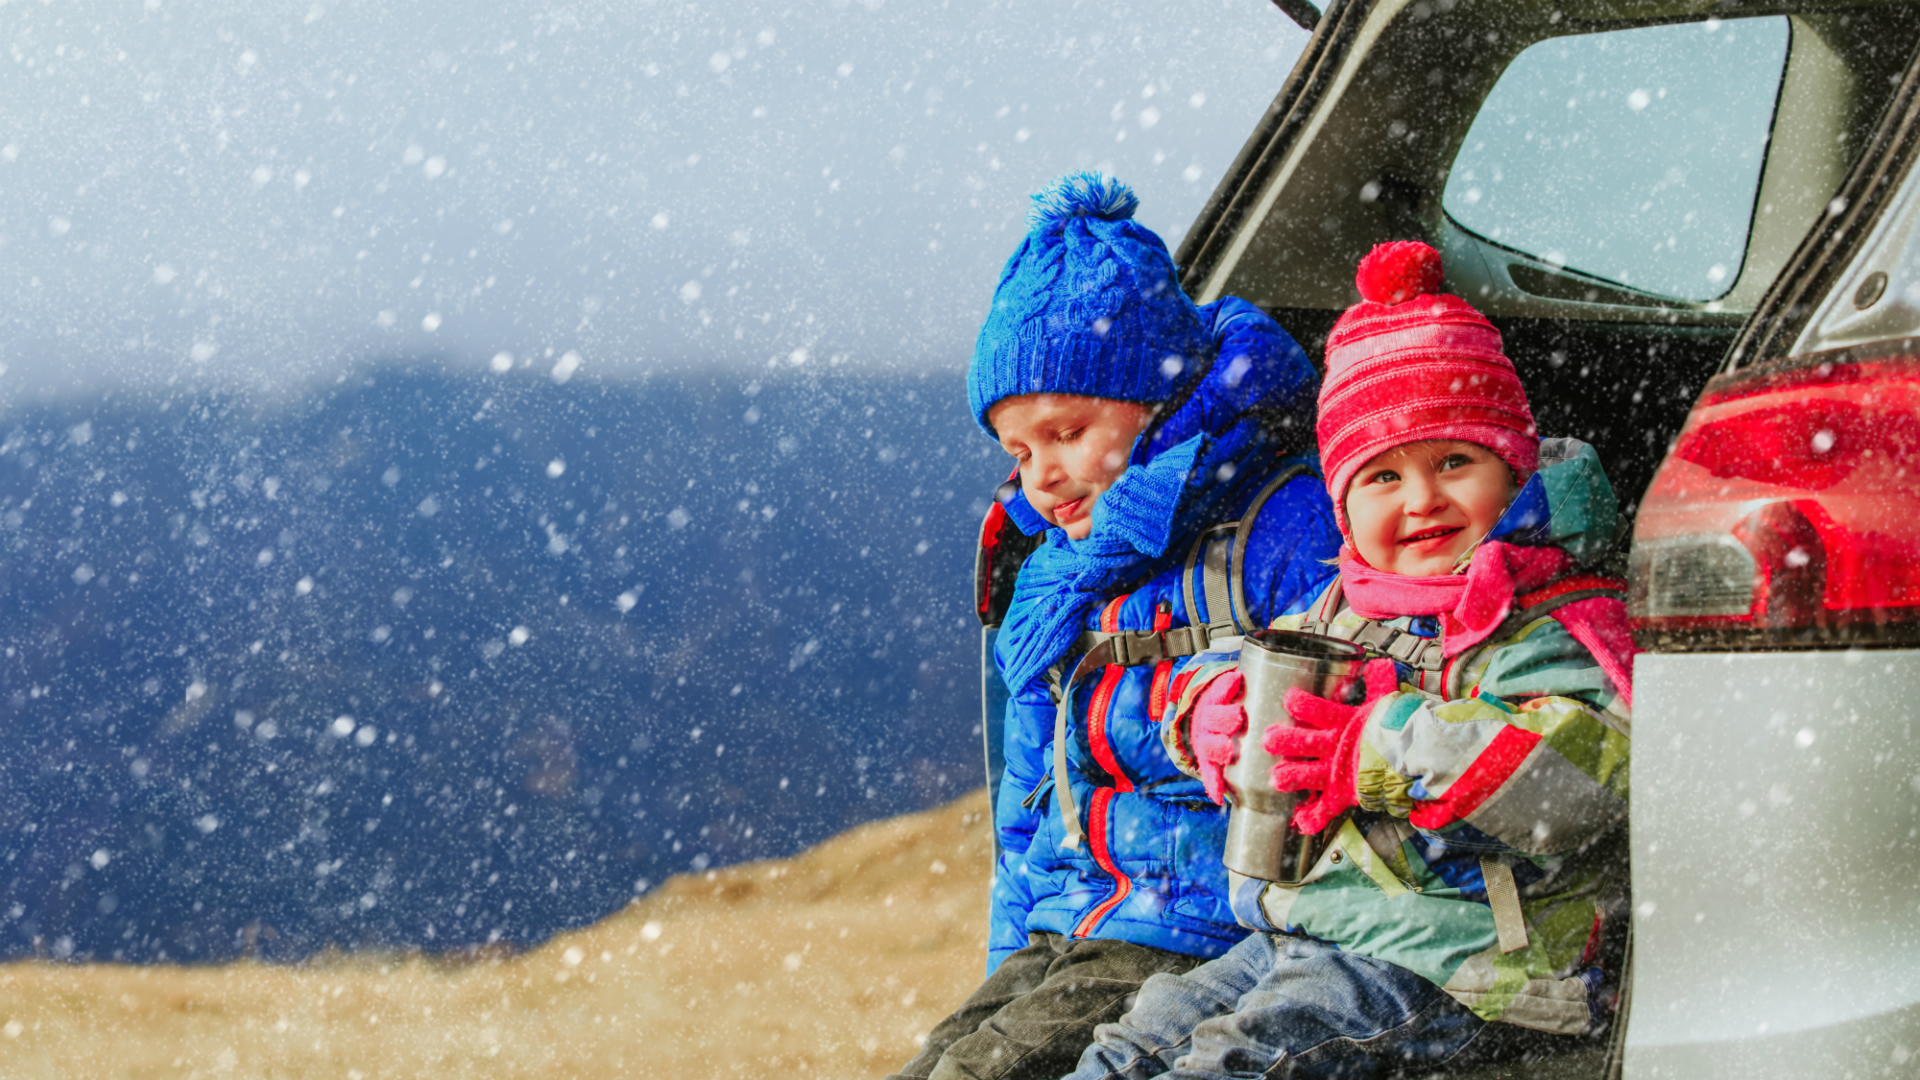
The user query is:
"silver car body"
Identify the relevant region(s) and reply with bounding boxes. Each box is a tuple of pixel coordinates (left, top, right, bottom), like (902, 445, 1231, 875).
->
(1173, 0, 1920, 1074)
(1631, 652, 1920, 1079)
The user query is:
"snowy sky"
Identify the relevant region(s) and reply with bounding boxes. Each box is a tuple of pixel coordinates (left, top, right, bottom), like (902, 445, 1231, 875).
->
(0, 0, 1308, 402)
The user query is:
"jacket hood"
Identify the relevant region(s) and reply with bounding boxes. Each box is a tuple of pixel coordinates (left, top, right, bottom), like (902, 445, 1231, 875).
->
(1483, 437, 1621, 566)
(992, 299, 1316, 694)
(997, 295, 1316, 537)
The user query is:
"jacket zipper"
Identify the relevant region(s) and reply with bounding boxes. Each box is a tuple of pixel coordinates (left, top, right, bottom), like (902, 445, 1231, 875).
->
(1085, 596, 1135, 793)
(1074, 788, 1132, 937)
(1147, 601, 1175, 722)
(1084, 666, 1131, 791)
(1075, 594, 1137, 938)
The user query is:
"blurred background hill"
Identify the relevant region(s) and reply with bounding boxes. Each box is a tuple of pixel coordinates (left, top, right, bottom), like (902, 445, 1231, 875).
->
(0, 788, 994, 1079)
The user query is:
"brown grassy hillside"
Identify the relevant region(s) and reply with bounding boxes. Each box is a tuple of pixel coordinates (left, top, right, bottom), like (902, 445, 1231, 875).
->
(0, 788, 993, 1080)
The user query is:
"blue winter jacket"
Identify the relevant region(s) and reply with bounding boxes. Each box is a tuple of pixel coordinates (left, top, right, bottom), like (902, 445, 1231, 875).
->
(986, 299, 1342, 970)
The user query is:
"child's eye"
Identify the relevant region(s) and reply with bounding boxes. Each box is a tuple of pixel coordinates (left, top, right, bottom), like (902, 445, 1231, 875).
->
(1365, 469, 1399, 485)
(1057, 428, 1084, 443)
(1437, 454, 1472, 472)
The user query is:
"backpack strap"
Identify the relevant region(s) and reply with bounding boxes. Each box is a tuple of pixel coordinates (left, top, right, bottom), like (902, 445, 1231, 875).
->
(1181, 465, 1308, 642)
(1298, 573, 1345, 632)
(1302, 573, 1630, 677)
(1069, 622, 1224, 668)
(1065, 467, 1311, 670)
(1050, 644, 1111, 851)
(1481, 855, 1531, 954)
(1328, 620, 1447, 672)
(1046, 465, 1310, 850)
(1302, 580, 1446, 672)
(1180, 521, 1238, 653)
(1228, 464, 1307, 633)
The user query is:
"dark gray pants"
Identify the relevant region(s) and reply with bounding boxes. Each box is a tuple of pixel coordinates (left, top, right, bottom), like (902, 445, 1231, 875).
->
(889, 932, 1208, 1080)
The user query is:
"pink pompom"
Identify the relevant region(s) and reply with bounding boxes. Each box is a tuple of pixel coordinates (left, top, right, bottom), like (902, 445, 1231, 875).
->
(1354, 241, 1443, 306)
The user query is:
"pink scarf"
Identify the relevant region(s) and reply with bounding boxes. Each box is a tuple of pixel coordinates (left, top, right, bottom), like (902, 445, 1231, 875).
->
(1339, 541, 1636, 707)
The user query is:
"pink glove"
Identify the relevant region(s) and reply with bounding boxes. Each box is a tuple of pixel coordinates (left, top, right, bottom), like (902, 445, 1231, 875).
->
(1189, 671, 1246, 806)
(1263, 658, 1399, 835)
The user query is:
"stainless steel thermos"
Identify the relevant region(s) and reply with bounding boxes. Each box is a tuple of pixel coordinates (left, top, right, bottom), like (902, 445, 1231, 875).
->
(1220, 628, 1367, 883)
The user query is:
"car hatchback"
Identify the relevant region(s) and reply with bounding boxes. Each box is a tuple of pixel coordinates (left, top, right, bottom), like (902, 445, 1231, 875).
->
(1166, 1, 1920, 1076)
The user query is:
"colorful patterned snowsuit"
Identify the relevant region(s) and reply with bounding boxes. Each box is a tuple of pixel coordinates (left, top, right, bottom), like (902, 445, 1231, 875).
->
(1158, 440, 1633, 1036)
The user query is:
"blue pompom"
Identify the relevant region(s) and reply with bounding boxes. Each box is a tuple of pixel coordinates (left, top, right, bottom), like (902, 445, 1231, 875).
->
(1028, 172, 1139, 232)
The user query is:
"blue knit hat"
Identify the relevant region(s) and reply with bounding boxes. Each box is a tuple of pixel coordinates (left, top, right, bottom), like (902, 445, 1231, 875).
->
(969, 173, 1213, 433)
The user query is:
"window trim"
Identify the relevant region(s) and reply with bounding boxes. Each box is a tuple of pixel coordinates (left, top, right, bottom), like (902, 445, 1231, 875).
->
(1725, 33, 1920, 374)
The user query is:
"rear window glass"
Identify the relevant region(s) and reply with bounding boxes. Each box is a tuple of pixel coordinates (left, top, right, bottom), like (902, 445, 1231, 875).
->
(1443, 17, 1790, 302)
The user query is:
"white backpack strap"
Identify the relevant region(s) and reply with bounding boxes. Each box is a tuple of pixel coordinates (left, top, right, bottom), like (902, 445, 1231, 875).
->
(1480, 855, 1531, 954)
(1298, 574, 1345, 636)
(1226, 464, 1308, 633)
(1181, 465, 1308, 638)
(1049, 645, 1114, 850)
(1181, 522, 1237, 641)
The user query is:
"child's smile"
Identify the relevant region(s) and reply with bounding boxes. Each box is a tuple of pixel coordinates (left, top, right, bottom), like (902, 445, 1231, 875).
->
(1051, 494, 1090, 526)
(1343, 439, 1518, 576)
(1399, 524, 1464, 549)
(988, 393, 1158, 541)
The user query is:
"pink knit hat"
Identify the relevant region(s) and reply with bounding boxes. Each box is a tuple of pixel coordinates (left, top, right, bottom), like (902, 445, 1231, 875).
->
(1318, 241, 1538, 538)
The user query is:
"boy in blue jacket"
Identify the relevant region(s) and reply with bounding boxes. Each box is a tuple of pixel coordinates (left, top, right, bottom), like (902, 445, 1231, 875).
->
(888, 175, 1341, 1080)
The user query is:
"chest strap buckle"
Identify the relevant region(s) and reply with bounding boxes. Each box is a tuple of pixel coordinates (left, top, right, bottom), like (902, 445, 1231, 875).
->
(1304, 617, 1445, 672)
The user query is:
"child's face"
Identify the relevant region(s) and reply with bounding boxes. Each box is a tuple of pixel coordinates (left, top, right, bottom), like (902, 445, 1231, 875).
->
(989, 393, 1157, 540)
(1344, 439, 1518, 576)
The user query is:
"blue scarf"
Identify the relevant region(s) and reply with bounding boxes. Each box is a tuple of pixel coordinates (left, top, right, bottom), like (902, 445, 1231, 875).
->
(995, 416, 1285, 693)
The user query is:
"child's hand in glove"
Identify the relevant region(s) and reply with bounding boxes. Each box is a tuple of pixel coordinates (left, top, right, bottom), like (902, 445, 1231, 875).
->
(1263, 658, 1399, 835)
(1189, 672, 1245, 806)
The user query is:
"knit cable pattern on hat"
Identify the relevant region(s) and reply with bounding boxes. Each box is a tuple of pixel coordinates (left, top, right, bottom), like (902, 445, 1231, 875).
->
(968, 173, 1212, 432)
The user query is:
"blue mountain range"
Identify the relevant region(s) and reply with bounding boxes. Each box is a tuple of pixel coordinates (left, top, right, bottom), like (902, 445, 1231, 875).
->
(0, 364, 997, 962)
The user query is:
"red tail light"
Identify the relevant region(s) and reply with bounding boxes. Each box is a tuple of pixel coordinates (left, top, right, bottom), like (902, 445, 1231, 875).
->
(1629, 349, 1920, 649)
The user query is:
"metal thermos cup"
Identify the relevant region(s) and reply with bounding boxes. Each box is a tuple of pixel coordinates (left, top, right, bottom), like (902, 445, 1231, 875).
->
(1220, 629, 1368, 883)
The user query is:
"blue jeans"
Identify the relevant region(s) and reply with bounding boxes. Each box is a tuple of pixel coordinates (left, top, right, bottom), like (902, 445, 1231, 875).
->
(1061, 933, 1491, 1080)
